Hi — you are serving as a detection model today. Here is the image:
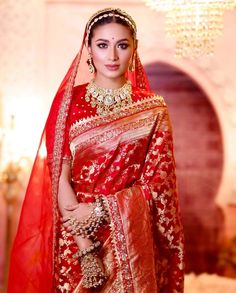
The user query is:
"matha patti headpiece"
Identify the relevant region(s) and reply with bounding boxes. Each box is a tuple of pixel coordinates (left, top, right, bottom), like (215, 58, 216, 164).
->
(86, 8, 137, 42)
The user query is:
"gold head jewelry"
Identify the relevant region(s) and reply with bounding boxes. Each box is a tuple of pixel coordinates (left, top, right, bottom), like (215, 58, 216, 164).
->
(86, 7, 137, 42)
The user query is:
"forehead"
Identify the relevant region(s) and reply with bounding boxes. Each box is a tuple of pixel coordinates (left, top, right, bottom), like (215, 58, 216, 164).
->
(92, 22, 133, 40)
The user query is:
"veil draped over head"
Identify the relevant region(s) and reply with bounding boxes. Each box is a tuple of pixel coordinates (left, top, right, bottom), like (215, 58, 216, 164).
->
(8, 8, 150, 292)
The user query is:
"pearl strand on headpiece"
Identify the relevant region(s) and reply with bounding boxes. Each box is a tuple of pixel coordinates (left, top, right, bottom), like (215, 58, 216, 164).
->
(86, 8, 137, 41)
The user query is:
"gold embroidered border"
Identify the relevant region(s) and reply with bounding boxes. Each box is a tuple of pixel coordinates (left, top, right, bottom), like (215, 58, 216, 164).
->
(106, 196, 134, 293)
(69, 95, 165, 142)
(70, 114, 157, 160)
(50, 53, 81, 273)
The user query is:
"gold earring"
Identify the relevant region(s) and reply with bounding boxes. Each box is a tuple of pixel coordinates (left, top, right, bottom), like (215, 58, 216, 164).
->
(87, 55, 95, 74)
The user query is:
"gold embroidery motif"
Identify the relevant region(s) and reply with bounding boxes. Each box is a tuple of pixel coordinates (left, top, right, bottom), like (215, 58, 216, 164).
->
(56, 225, 79, 291)
(69, 94, 165, 141)
(105, 196, 134, 293)
(70, 114, 157, 159)
(51, 53, 81, 275)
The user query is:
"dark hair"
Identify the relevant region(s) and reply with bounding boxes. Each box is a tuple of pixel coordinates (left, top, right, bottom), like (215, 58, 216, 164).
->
(87, 10, 136, 46)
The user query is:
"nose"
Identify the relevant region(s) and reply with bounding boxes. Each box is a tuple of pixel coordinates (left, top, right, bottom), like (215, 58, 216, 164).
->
(108, 45, 118, 62)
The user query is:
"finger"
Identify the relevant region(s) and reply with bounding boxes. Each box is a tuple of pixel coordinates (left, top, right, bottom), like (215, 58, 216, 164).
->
(61, 216, 70, 223)
(62, 222, 71, 228)
(62, 221, 73, 230)
(66, 225, 73, 232)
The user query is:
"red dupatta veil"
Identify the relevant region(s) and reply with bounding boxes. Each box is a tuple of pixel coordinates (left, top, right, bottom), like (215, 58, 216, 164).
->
(7, 17, 151, 292)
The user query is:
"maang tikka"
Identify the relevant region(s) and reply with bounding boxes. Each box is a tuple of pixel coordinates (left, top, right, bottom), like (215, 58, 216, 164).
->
(87, 54, 95, 74)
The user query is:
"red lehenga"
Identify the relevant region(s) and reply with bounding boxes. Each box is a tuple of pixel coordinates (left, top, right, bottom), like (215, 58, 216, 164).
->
(8, 30, 184, 293)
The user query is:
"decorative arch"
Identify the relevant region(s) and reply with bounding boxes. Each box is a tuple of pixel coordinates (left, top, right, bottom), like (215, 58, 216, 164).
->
(142, 49, 233, 205)
(144, 59, 224, 273)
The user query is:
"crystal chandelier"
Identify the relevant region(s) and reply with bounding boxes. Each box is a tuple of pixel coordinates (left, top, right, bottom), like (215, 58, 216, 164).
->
(145, 0, 236, 58)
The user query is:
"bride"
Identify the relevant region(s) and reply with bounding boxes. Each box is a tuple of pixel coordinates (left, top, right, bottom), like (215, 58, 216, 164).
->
(8, 8, 184, 293)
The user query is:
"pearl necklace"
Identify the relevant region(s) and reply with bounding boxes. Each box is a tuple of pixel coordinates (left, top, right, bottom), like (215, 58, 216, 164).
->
(85, 80, 132, 116)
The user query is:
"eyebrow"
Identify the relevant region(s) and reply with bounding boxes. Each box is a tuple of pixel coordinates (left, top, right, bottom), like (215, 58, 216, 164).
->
(95, 38, 130, 43)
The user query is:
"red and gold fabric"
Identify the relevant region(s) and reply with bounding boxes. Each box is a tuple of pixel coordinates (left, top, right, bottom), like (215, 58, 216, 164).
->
(8, 27, 184, 293)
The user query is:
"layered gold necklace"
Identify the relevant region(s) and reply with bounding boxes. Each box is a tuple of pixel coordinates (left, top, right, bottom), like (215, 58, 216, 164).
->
(85, 80, 132, 116)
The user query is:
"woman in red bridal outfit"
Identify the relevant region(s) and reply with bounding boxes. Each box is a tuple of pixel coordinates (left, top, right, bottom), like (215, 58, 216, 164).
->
(8, 8, 184, 293)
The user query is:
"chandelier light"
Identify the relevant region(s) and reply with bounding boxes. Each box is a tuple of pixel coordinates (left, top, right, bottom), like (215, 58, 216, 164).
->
(145, 0, 236, 58)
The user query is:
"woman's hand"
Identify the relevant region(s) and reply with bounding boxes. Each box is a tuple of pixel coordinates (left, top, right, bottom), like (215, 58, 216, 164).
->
(61, 203, 94, 232)
(65, 203, 94, 220)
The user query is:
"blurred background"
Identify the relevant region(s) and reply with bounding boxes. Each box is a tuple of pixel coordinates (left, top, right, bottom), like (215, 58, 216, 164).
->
(1, 0, 236, 292)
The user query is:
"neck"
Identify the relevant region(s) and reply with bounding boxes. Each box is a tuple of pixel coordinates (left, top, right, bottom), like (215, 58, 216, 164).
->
(93, 75, 127, 89)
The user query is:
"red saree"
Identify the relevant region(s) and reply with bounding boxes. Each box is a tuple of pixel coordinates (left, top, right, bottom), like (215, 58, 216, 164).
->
(8, 26, 184, 293)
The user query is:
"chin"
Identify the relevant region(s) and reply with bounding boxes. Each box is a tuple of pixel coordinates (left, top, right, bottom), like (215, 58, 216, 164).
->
(104, 71, 127, 80)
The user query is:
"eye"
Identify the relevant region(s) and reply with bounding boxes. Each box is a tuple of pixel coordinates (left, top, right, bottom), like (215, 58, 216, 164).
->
(97, 43, 108, 49)
(118, 43, 129, 49)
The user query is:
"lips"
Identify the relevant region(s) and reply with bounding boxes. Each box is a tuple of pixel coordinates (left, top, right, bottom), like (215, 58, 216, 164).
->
(105, 64, 120, 71)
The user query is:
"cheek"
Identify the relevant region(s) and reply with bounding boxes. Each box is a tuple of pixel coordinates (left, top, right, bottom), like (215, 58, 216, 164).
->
(121, 50, 133, 65)
(91, 49, 106, 64)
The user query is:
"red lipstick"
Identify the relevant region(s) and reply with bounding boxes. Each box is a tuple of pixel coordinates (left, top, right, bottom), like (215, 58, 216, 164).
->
(105, 64, 120, 71)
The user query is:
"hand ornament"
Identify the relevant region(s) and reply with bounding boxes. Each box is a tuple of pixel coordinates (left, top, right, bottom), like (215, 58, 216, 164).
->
(80, 252, 106, 288)
(63, 196, 110, 239)
(73, 241, 106, 289)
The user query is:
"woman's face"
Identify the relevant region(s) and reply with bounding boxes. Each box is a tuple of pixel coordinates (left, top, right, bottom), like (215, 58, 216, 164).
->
(88, 22, 135, 84)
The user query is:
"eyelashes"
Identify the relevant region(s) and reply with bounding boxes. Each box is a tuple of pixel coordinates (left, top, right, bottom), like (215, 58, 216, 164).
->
(97, 43, 107, 49)
(96, 43, 129, 49)
(118, 43, 129, 49)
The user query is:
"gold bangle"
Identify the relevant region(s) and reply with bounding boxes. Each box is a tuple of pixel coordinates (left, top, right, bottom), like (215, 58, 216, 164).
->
(72, 240, 101, 259)
(71, 196, 110, 239)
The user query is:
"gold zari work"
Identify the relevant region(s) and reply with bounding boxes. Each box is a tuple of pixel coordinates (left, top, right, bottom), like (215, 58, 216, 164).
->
(86, 8, 137, 41)
(85, 80, 132, 116)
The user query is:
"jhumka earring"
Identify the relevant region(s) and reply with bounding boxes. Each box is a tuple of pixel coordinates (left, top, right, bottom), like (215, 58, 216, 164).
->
(87, 54, 95, 74)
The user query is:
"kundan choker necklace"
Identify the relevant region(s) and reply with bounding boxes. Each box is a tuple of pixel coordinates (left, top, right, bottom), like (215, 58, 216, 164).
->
(85, 80, 132, 116)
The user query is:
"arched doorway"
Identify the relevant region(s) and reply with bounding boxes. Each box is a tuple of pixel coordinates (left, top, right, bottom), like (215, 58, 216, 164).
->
(145, 62, 224, 273)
